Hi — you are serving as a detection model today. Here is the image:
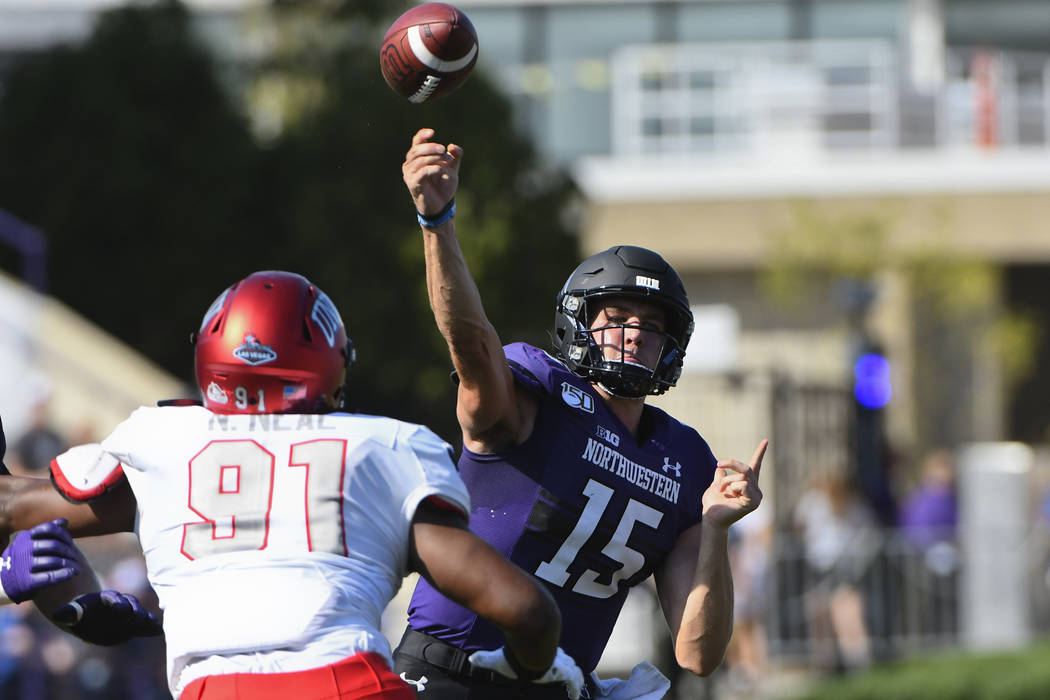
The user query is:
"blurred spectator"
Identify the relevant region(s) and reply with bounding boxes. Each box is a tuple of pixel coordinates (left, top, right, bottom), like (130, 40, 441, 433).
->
(899, 449, 958, 553)
(725, 503, 772, 692)
(65, 421, 98, 450)
(794, 472, 877, 673)
(897, 449, 959, 641)
(0, 552, 167, 699)
(0, 395, 167, 699)
(1036, 480, 1050, 626)
(8, 377, 65, 476)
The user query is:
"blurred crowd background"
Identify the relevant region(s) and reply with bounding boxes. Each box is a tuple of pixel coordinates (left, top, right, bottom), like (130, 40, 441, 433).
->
(1, 1, 1049, 698)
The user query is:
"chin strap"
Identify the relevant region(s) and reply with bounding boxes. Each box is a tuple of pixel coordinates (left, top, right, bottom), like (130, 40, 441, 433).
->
(592, 359, 654, 399)
(596, 381, 647, 400)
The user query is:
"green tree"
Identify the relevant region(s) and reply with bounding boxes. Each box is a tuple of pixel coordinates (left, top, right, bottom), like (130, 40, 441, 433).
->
(0, 0, 271, 377)
(258, 24, 578, 438)
(0, 0, 578, 442)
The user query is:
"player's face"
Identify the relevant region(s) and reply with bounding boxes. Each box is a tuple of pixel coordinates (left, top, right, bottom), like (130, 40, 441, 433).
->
(589, 298, 667, 370)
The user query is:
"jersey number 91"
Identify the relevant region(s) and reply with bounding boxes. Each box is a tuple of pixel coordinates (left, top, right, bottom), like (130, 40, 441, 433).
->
(182, 439, 348, 560)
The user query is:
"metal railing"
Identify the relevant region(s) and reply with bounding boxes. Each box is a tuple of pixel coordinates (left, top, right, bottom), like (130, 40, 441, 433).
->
(765, 529, 962, 667)
(611, 40, 1050, 157)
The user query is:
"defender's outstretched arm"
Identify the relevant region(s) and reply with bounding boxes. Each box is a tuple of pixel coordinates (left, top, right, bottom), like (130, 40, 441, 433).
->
(0, 475, 135, 541)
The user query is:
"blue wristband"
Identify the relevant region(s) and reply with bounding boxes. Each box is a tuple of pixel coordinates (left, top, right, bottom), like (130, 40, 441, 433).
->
(417, 199, 456, 228)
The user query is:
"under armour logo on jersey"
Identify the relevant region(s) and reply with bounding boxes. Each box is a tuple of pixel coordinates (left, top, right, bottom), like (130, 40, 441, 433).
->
(0, 557, 10, 571)
(399, 673, 428, 691)
(561, 382, 595, 413)
(662, 457, 682, 478)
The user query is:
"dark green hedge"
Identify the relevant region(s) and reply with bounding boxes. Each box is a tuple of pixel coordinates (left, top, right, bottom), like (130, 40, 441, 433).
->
(797, 639, 1050, 700)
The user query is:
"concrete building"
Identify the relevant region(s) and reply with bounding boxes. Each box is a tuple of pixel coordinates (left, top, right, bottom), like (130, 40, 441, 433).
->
(5, 0, 1048, 461)
(449, 0, 1050, 676)
(452, 0, 1050, 484)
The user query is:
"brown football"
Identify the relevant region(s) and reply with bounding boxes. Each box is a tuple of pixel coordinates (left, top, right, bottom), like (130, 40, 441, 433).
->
(379, 3, 479, 103)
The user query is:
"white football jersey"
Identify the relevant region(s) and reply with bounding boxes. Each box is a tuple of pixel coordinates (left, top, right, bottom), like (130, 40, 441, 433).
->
(57, 405, 469, 697)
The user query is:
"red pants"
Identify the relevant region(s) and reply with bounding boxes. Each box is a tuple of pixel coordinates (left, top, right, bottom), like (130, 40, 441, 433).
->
(179, 652, 416, 700)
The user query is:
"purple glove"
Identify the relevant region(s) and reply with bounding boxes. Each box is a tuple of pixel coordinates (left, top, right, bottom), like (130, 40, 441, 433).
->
(52, 589, 163, 646)
(0, 518, 81, 603)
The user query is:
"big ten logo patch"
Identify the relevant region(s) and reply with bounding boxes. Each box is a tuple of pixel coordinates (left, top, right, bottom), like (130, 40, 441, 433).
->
(636, 275, 660, 290)
(596, 425, 620, 446)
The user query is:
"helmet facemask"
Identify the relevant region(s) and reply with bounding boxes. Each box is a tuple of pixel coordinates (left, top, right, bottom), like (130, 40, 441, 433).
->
(556, 292, 689, 398)
(552, 245, 694, 398)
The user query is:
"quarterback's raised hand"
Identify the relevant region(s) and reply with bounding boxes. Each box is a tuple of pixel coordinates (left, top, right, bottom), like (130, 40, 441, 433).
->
(701, 439, 767, 529)
(403, 127, 462, 219)
(468, 646, 585, 700)
(0, 518, 81, 604)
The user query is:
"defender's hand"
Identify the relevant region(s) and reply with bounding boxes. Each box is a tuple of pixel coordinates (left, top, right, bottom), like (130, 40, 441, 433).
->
(52, 590, 163, 646)
(0, 518, 81, 604)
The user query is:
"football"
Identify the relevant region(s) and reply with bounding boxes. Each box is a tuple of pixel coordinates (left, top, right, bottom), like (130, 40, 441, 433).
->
(379, 3, 479, 103)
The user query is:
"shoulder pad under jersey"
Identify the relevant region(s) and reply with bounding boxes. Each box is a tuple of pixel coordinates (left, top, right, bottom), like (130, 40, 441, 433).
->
(51, 444, 125, 503)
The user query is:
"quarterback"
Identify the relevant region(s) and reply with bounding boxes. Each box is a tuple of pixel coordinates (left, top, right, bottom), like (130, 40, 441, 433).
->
(396, 128, 766, 699)
(0, 271, 584, 700)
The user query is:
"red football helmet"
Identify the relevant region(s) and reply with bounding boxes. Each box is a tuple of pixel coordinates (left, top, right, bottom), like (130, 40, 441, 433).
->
(194, 271, 354, 414)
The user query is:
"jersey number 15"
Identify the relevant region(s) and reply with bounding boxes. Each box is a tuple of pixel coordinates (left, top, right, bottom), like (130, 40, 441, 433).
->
(535, 478, 663, 599)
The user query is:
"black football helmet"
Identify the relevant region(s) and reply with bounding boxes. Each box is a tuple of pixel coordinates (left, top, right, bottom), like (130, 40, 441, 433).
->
(0, 415, 7, 475)
(554, 245, 693, 398)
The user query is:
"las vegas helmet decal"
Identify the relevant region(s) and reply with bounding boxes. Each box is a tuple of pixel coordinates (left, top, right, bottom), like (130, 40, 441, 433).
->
(233, 333, 278, 366)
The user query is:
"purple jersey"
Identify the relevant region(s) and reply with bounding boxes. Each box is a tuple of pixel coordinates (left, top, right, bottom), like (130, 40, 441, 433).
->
(407, 342, 717, 672)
